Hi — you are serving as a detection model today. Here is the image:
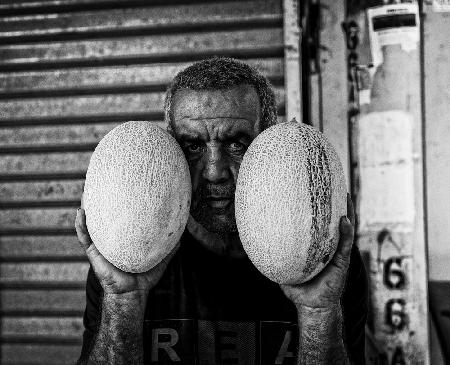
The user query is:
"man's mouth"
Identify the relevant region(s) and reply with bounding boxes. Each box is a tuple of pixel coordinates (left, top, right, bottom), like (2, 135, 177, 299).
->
(205, 196, 233, 209)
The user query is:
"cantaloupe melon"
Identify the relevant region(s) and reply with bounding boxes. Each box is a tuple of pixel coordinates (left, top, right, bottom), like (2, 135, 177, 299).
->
(83, 121, 191, 273)
(235, 121, 347, 284)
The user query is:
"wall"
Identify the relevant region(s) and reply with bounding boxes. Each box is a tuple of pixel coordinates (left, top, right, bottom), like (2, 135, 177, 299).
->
(424, 5, 450, 363)
(423, 3, 450, 282)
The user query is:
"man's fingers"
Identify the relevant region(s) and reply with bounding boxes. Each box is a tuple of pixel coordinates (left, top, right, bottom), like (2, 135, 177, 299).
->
(76, 195, 101, 265)
(84, 241, 111, 272)
(346, 193, 356, 227)
(75, 209, 117, 278)
(331, 216, 354, 271)
(75, 208, 92, 250)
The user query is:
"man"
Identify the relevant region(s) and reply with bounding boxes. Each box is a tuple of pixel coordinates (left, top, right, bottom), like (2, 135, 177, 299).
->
(75, 57, 368, 364)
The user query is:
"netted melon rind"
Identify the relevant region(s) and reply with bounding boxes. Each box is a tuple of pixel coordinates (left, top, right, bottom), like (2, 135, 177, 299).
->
(235, 121, 347, 284)
(84, 121, 191, 273)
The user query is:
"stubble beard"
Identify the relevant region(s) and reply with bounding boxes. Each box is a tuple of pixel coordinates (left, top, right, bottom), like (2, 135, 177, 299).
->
(190, 182, 238, 235)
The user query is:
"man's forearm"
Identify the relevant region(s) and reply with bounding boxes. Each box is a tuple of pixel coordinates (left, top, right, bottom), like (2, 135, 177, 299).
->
(297, 304, 349, 365)
(85, 291, 147, 365)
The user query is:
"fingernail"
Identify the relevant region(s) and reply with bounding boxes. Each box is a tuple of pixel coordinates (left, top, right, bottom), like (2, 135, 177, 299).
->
(345, 218, 353, 232)
(340, 216, 351, 233)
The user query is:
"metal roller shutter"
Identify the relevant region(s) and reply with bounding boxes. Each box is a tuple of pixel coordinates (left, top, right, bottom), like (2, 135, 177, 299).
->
(0, 1, 286, 363)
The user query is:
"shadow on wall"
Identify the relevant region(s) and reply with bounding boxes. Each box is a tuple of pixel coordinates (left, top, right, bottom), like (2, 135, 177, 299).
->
(429, 281, 450, 365)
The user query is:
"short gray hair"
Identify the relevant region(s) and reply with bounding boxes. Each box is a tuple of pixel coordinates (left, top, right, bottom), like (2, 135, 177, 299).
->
(164, 57, 278, 132)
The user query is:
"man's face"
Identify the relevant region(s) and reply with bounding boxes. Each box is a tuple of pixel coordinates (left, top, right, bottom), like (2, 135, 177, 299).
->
(171, 84, 261, 234)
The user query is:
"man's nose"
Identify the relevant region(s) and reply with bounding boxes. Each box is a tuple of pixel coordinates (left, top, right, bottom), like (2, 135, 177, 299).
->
(202, 145, 230, 183)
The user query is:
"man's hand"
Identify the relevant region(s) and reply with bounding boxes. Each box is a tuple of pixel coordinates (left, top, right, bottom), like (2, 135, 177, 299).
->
(280, 195, 355, 364)
(281, 194, 355, 309)
(74, 194, 177, 297)
(75, 193, 180, 364)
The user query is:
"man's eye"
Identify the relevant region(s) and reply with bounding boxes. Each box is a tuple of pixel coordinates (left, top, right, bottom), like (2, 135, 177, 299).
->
(227, 142, 246, 152)
(186, 143, 203, 153)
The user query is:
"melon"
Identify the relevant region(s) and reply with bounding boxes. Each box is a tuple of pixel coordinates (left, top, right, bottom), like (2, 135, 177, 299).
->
(83, 121, 191, 273)
(235, 121, 347, 284)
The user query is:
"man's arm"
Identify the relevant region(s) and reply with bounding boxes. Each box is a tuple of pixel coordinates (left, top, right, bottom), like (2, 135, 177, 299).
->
(281, 195, 363, 365)
(283, 217, 353, 365)
(78, 291, 147, 364)
(297, 304, 347, 363)
(293, 243, 368, 365)
(75, 205, 176, 365)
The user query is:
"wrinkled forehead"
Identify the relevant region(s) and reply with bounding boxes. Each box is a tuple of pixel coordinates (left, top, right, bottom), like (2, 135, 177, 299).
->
(171, 85, 261, 127)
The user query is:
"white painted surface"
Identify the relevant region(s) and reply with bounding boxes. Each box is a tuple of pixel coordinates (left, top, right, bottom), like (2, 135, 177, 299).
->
(432, 0, 450, 12)
(354, 8, 429, 360)
(358, 111, 415, 231)
(357, 108, 428, 363)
